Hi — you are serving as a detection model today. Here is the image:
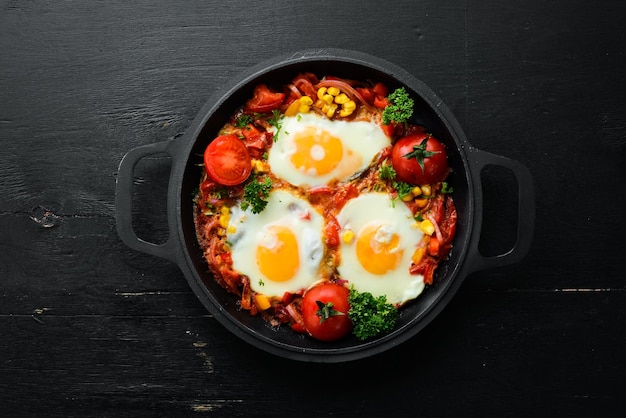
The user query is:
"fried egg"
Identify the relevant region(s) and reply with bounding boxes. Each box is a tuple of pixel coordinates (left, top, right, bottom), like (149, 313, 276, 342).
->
(336, 192, 425, 305)
(268, 113, 390, 188)
(226, 189, 325, 297)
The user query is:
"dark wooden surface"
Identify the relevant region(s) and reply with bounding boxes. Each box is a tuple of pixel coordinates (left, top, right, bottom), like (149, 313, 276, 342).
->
(1, 0, 625, 416)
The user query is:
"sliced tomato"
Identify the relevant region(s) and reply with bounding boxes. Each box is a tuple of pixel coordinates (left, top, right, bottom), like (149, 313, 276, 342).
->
(245, 84, 285, 113)
(203, 134, 251, 186)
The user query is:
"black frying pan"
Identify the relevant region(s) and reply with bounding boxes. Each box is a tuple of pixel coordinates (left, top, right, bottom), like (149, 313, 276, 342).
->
(115, 49, 535, 362)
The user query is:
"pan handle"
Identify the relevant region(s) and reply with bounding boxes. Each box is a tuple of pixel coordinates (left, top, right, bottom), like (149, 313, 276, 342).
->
(115, 140, 181, 264)
(464, 148, 535, 273)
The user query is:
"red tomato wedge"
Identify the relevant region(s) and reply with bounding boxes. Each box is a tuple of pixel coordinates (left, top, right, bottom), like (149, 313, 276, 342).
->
(203, 134, 252, 186)
(245, 84, 285, 113)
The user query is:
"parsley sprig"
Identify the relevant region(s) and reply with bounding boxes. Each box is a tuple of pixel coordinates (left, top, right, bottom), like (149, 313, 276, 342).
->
(382, 87, 414, 125)
(241, 175, 272, 214)
(348, 287, 398, 341)
(267, 110, 284, 142)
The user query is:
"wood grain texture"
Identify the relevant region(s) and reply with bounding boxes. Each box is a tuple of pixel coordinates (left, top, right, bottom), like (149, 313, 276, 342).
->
(1, 0, 625, 416)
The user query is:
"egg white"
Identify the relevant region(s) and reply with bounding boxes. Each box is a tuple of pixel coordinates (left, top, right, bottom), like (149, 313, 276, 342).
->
(226, 189, 325, 297)
(268, 113, 390, 188)
(335, 192, 425, 305)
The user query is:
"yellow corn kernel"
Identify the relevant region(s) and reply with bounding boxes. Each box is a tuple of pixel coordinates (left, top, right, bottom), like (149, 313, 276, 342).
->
(421, 185, 432, 196)
(226, 225, 237, 235)
(254, 294, 271, 311)
(251, 159, 266, 173)
(334, 93, 350, 104)
(339, 108, 353, 117)
(284, 99, 300, 116)
(327, 86, 340, 96)
(317, 87, 327, 100)
(412, 186, 422, 197)
(217, 228, 226, 236)
(402, 193, 414, 202)
(419, 219, 435, 236)
(412, 246, 426, 264)
(314, 99, 325, 109)
(327, 103, 338, 118)
(219, 207, 230, 228)
(415, 198, 429, 208)
(342, 229, 355, 244)
(322, 94, 334, 105)
(298, 96, 313, 113)
(343, 100, 356, 111)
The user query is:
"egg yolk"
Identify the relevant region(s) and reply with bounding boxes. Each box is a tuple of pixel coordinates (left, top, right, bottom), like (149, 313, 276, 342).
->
(355, 224, 403, 275)
(290, 127, 343, 176)
(256, 225, 300, 282)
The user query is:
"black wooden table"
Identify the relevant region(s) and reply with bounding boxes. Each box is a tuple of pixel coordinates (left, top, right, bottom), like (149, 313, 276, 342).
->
(1, 1, 624, 416)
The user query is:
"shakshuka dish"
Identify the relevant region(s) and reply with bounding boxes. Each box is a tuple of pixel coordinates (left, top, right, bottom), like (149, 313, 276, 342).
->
(193, 73, 457, 342)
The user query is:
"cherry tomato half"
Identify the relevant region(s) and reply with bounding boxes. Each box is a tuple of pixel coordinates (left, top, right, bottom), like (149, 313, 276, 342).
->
(391, 134, 449, 185)
(301, 283, 352, 341)
(203, 134, 251, 186)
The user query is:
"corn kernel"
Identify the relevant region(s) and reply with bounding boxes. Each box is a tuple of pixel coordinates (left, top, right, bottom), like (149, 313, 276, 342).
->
(219, 207, 230, 228)
(415, 198, 429, 208)
(322, 94, 334, 105)
(343, 100, 356, 111)
(300, 96, 313, 106)
(327, 86, 340, 96)
(325, 103, 338, 118)
(421, 185, 432, 196)
(334, 93, 350, 104)
(314, 99, 325, 109)
(227, 225, 237, 234)
(342, 230, 355, 244)
(299, 104, 311, 113)
(339, 108, 353, 117)
(254, 294, 271, 311)
(419, 219, 435, 235)
(412, 186, 422, 196)
(251, 159, 266, 173)
(317, 87, 327, 100)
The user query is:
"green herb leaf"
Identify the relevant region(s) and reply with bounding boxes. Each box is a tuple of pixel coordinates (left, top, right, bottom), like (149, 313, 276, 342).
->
(441, 182, 454, 194)
(348, 287, 398, 340)
(379, 159, 397, 181)
(235, 114, 254, 128)
(382, 87, 414, 125)
(403, 137, 439, 172)
(267, 109, 284, 142)
(392, 181, 413, 206)
(242, 176, 272, 214)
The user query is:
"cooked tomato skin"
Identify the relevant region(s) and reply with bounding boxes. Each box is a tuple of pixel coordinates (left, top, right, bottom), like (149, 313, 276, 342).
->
(301, 283, 352, 341)
(245, 84, 285, 113)
(391, 134, 449, 185)
(203, 134, 252, 186)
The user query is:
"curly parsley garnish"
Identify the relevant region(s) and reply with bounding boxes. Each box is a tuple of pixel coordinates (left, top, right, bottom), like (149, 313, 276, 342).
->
(241, 176, 272, 214)
(391, 181, 413, 206)
(348, 287, 398, 341)
(382, 87, 414, 125)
